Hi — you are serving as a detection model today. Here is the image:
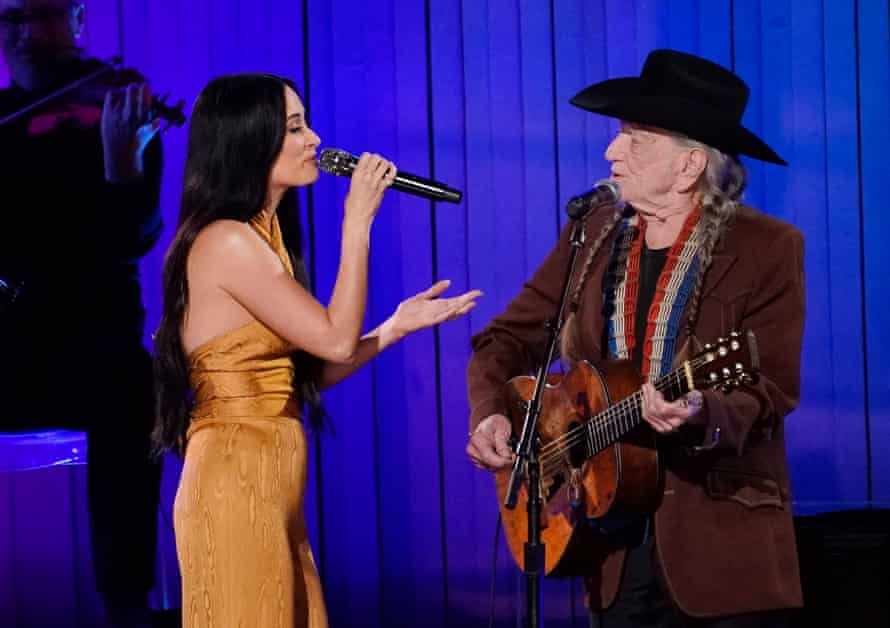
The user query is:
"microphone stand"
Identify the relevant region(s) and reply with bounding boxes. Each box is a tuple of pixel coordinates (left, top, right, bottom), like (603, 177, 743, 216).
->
(503, 214, 588, 628)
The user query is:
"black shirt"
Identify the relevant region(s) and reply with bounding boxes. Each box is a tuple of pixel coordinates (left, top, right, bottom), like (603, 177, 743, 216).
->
(0, 59, 162, 427)
(632, 244, 669, 375)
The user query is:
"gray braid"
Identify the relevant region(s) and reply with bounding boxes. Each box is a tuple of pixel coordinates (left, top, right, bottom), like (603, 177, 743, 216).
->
(672, 137, 748, 335)
(560, 206, 625, 363)
(559, 140, 746, 363)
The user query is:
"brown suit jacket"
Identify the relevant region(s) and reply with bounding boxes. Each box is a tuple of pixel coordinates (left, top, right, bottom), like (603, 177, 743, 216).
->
(467, 205, 805, 618)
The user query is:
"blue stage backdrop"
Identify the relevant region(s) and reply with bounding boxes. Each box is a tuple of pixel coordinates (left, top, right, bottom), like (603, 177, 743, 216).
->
(0, 1, 888, 627)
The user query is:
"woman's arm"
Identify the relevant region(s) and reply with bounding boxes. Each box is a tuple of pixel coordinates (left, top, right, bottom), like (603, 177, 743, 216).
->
(195, 153, 394, 364)
(319, 279, 481, 388)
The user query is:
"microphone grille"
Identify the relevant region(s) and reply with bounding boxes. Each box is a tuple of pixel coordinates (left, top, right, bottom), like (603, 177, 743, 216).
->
(318, 148, 356, 176)
(566, 178, 621, 219)
(595, 178, 621, 202)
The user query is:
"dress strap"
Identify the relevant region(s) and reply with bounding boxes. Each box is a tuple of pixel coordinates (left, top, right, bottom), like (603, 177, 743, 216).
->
(249, 212, 294, 277)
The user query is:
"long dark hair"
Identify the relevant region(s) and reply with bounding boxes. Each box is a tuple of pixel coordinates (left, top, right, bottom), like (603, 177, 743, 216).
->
(153, 73, 324, 454)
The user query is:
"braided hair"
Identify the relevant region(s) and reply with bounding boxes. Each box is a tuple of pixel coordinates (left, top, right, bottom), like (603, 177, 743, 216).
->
(559, 137, 747, 364)
(673, 139, 747, 335)
(559, 206, 626, 363)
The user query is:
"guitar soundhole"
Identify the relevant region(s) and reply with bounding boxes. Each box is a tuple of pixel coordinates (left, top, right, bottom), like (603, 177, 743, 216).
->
(567, 420, 587, 468)
(545, 473, 565, 501)
(541, 422, 587, 502)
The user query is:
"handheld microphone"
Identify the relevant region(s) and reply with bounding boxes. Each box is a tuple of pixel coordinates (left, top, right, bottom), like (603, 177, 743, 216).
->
(566, 179, 620, 219)
(318, 148, 463, 204)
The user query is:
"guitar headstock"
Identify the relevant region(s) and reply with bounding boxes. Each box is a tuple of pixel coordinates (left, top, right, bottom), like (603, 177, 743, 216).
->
(689, 330, 760, 393)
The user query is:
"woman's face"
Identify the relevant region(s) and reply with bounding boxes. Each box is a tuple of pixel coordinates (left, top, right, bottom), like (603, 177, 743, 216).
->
(268, 86, 321, 190)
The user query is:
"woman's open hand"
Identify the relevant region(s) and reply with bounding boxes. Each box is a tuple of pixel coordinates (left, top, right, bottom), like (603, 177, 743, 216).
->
(382, 280, 481, 343)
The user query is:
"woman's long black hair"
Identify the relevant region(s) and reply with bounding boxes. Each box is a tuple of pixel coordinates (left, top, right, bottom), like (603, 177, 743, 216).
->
(153, 73, 324, 454)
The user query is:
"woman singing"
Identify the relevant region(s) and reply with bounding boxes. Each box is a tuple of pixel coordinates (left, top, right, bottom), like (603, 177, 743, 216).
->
(153, 73, 479, 628)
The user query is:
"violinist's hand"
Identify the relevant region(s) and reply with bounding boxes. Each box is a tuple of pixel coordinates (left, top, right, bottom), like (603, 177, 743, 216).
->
(378, 280, 481, 346)
(467, 414, 514, 472)
(101, 82, 161, 183)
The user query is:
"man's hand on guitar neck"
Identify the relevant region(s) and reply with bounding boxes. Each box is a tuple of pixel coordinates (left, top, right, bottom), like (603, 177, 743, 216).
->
(640, 383, 704, 434)
(467, 414, 514, 471)
(466, 383, 705, 471)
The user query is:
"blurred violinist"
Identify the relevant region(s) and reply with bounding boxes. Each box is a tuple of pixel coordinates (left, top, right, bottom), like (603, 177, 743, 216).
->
(0, 1, 167, 626)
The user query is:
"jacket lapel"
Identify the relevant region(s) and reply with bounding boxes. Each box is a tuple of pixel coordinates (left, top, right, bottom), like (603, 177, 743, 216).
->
(673, 248, 738, 354)
(700, 253, 738, 300)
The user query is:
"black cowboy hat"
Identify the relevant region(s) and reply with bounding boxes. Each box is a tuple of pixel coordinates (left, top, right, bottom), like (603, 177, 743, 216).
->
(570, 49, 786, 166)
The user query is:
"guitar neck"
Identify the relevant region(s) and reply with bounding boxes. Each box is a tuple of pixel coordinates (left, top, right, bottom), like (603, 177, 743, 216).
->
(583, 363, 692, 454)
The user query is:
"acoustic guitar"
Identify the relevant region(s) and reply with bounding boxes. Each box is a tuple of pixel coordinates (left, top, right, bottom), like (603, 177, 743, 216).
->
(495, 330, 759, 576)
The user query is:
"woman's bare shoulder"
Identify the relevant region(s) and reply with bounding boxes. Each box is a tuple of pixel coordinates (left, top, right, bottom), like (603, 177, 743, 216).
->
(189, 220, 272, 269)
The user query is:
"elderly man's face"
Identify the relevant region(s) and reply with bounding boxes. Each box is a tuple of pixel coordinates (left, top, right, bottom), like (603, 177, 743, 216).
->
(0, 0, 82, 69)
(605, 122, 684, 214)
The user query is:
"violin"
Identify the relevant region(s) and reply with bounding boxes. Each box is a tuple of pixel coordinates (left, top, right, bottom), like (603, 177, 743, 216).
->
(0, 54, 186, 324)
(0, 55, 187, 132)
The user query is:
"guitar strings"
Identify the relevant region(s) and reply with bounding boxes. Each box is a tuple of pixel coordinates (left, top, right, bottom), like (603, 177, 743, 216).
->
(538, 353, 718, 476)
(539, 362, 698, 466)
(537, 355, 715, 474)
(538, 368, 682, 477)
(540, 368, 681, 460)
(539, 376, 674, 477)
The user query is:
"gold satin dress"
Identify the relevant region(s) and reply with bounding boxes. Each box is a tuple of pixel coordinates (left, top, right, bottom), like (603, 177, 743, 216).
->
(173, 215, 328, 628)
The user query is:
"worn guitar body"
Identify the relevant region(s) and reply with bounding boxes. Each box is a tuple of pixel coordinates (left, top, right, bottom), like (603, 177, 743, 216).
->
(496, 360, 661, 576)
(494, 330, 759, 577)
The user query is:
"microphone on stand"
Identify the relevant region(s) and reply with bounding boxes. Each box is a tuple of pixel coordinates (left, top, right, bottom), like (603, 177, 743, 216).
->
(318, 148, 463, 204)
(566, 179, 620, 219)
